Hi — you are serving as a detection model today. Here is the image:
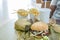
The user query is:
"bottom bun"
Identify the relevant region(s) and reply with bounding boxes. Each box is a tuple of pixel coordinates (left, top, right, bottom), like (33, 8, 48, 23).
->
(35, 36, 42, 39)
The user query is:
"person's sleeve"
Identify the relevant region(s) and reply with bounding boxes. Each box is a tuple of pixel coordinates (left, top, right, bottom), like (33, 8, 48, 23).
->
(50, 0, 57, 6)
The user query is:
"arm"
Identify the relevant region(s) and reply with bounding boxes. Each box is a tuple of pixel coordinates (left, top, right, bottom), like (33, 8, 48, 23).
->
(50, 5, 56, 18)
(49, 0, 57, 18)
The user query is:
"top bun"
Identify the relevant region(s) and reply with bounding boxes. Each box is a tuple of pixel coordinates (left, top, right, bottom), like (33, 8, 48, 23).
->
(31, 22, 48, 31)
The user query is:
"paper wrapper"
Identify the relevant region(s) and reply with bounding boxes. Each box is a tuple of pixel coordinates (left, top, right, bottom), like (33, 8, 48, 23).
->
(49, 19, 60, 40)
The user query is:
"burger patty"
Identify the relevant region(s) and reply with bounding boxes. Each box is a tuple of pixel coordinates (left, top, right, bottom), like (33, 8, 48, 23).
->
(31, 30, 49, 36)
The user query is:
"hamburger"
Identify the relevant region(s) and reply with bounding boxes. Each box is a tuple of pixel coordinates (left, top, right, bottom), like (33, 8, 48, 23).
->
(31, 22, 49, 38)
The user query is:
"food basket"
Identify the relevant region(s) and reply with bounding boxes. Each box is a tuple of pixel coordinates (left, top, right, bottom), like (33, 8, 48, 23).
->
(15, 19, 50, 40)
(16, 9, 29, 19)
(28, 8, 40, 22)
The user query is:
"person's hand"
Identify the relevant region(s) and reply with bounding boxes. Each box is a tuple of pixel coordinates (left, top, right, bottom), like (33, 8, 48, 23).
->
(49, 18, 56, 24)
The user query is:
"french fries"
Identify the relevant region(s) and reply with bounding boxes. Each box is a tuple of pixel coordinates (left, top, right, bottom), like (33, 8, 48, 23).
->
(17, 8, 40, 17)
(29, 8, 39, 16)
(17, 9, 28, 16)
